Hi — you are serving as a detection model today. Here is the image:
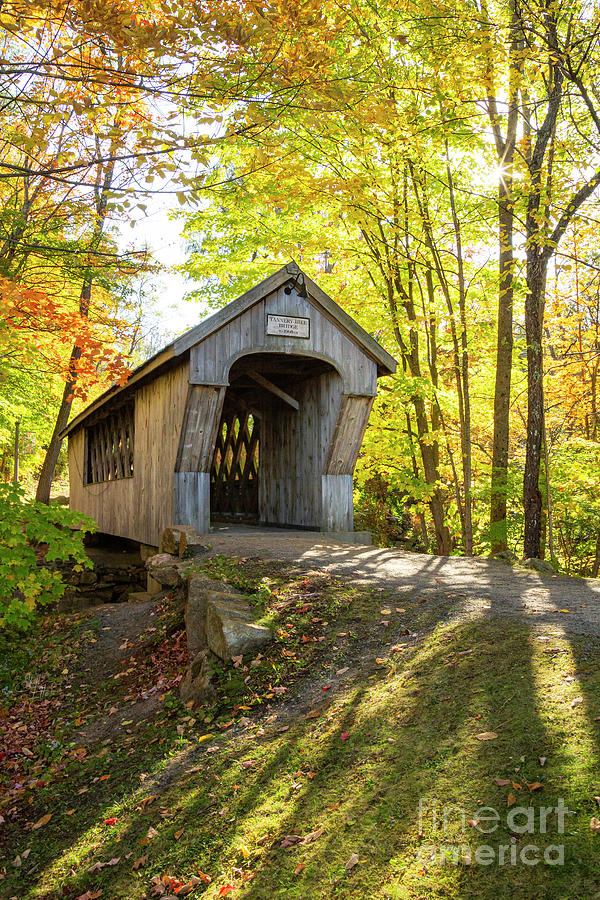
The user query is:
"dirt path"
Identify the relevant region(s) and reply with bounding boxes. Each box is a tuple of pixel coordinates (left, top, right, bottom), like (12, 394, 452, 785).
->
(71, 531, 600, 745)
(77, 596, 159, 680)
(206, 530, 600, 636)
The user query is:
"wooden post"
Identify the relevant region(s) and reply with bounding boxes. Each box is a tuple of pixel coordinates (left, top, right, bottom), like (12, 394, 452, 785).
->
(13, 418, 20, 483)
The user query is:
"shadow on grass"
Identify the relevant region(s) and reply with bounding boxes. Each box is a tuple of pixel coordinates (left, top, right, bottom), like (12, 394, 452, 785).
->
(7, 551, 600, 900)
(15, 615, 600, 900)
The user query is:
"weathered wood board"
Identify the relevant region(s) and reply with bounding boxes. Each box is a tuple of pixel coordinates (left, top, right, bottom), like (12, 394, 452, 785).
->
(189, 287, 378, 396)
(69, 361, 189, 545)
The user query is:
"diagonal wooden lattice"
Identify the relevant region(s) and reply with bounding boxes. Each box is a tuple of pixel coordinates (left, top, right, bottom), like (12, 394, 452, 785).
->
(85, 402, 134, 484)
(210, 408, 259, 519)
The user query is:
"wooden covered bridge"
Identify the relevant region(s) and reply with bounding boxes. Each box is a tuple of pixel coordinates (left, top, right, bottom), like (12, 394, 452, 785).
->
(64, 263, 397, 548)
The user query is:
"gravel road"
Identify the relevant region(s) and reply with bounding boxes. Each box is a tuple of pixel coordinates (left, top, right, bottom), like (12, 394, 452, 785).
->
(207, 529, 600, 636)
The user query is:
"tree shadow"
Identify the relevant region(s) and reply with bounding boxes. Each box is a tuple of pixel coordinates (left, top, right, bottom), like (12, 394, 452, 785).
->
(11, 558, 600, 900)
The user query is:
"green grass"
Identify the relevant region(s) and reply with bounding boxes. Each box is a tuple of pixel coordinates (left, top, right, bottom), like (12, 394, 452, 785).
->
(2, 558, 600, 898)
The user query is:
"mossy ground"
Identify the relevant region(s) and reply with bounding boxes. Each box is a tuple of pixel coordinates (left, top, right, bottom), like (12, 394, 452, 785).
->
(2, 556, 600, 899)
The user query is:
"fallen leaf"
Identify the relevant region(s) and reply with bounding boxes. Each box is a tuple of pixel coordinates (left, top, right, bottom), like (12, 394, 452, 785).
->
(306, 709, 320, 719)
(174, 828, 185, 840)
(571, 697, 583, 708)
(493, 778, 510, 787)
(218, 886, 235, 898)
(302, 827, 324, 844)
(591, 817, 600, 833)
(336, 667, 349, 676)
(340, 732, 350, 741)
(293, 863, 305, 877)
(475, 732, 498, 741)
(104, 818, 117, 826)
(132, 855, 148, 870)
(197, 871, 211, 883)
(32, 813, 52, 829)
(345, 852, 359, 871)
(527, 782, 543, 792)
(280, 834, 303, 848)
(507, 793, 517, 807)
(539, 756, 547, 766)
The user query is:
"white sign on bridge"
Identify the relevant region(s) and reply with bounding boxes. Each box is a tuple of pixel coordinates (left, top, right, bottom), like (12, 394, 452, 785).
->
(266, 314, 310, 339)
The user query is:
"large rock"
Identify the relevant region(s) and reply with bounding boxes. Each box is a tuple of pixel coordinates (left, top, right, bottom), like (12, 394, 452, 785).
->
(145, 553, 199, 588)
(186, 576, 240, 656)
(179, 650, 213, 704)
(206, 596, 271, 661)
(520, 557, 555, 574)
(146, 553, 180, 586)
(489, 549, 518, 564)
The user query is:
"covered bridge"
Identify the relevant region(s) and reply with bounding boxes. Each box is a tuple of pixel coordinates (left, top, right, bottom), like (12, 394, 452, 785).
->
(64, 262, 397, 547)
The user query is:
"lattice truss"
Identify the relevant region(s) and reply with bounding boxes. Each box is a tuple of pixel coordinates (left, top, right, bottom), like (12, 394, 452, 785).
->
(85, 402, 134, 484)
(211, 409, 259, 517)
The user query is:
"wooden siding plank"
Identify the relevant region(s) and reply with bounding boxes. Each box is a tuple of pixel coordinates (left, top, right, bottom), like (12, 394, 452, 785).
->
(189, 291, 379, 396)
(325, 395, 375, 475)
(69, 360, 189, 546)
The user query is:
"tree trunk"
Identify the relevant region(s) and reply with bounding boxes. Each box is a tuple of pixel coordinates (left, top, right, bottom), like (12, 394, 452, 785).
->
(490, 178, 515, 552)
(542, 404, 554, 560)
(35, 140, 116, 503)
(487, 0, 520, 553)
(592, 533, 600, 578)
(35, 279, 91, 503)
(523, 254, 547, 558)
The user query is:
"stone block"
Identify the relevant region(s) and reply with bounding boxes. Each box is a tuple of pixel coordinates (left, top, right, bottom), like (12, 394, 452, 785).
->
(206, 602, 271, 661)
(145, 553, 180, 586)
(79, 568, 97, 586)
(206, 593, 254, 622)
(147, 573, 162, 596)
(160, 526, 196, 556)
(186, 576, 239, 657)
(520, 557, 555, 574)
(179, 650, 213, 704)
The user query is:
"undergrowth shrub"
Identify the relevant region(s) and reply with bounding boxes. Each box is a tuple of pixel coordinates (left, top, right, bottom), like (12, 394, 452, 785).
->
(0, 482, 96, 630)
